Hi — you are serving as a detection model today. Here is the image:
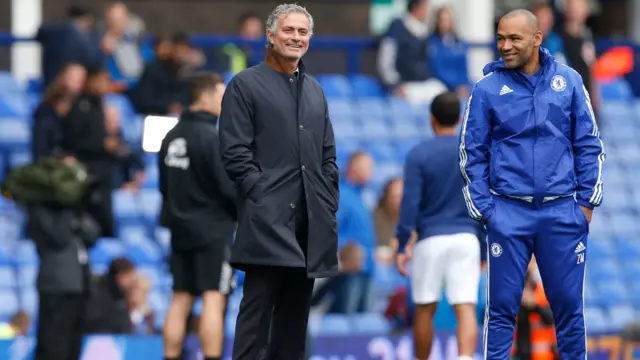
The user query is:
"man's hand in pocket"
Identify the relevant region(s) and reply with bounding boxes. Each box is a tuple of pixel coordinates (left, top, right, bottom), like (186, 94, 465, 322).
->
(580, 206, 593, 224)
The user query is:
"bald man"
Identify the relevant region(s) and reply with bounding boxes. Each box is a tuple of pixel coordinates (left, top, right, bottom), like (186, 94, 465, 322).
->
(459, 9, 605, 359)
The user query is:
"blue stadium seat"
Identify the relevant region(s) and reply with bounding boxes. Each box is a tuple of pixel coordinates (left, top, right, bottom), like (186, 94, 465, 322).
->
(610, 213, 638, 236)
(105, 94, 136, 121)
(354, 98, 390, 117)
(392, 118, 420, 139)
(0, 120, 30, 148)
(316, 74, 352, 98)
(120, 116, 143, 145)
(621, 261, 640, 282)
(584, 307, 609, 332)
(608, 305, 635, 329)
(361, 116, 391, 139)
(0, 72, 22, 94)
(89, 238, 125, 265)
(19, 288, 37, 317)
(7, 150, 32, 169)
(0, 266, 16, 288)
(597, 280, 629, 306)
(365, 141, 398, 163)
(318, 314, 351, 335)
(139, 190, 162, 219)
(599, 79, 633, 101)
(332, 118, 360, 140)
(14, 241, 38, 266)
(112, 190, 138, 219)
(328, 99, 355, 118)
(17, 266, 36, 288)
(587, 238, 616, 258)
(154, 227, 171, 255)
(125, 237, 163, 265)
(389, 98, 417, 118)
(27, 78, 42, 94)
(0, 290, 18, 318)
(350, 313, 391, 334)
(148, 290, 169, 315)
(589, 260, 621, 282)
(349, 74, 385, 98)
(616, 239, 640, 261)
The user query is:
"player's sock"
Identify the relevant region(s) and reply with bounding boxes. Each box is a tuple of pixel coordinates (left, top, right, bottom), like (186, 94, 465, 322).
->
(204, 357, 221, 360)
(458, 356, 473, 360)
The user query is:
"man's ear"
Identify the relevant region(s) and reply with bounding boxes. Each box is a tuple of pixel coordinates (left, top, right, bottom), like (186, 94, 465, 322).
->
(534, 30, 544, 47)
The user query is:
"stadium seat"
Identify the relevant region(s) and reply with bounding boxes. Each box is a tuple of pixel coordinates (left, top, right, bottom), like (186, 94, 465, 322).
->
(138, 190, 162, 219)
(350, 313, 391, 334)
(19, 288, 37, 317)
(584, 307, 609, 332)
(616, 238, 640, 261)
(0, 120, 30, 148)
(354, 98, 390, 117)
(0, 266, 16, 288)
(361, 116, 391, 139)
(0, 291, 18, 318)
(89, 238, 125, 265)
(389, 98, 417, 118)
(112, 190, 138, 220)
(0, 72, 22, 94)
(365, 141, 398, 163)
(608, 305, 635, 329)
(125, 237, 164, 265)
(599, 79, 633, 101)
(7, 150, 32, 169)
(589, 260, 621, 282)
(17, 266, 36, 288)
(318, 314, 351, 335)
(14, 241, 38, 266)
(316, 74, 352, 98)
(105, 94, 136, 120)
(587, 238, 616, 258)
(597, 280, 629, 306)
(137, 266, 164, 289)
(332, 118, 360, 139)
(350, 74, 385, 98)
(328, 99, 355, 118)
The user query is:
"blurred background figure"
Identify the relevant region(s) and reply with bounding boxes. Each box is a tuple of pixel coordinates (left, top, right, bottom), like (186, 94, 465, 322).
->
(377, 0, 448, 106)
(373, 177, 405, 263)
(0, 312, 30, 339)
(511, 259, 559, 360)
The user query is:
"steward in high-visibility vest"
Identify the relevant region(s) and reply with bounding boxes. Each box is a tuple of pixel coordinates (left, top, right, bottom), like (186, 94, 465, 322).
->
(511, 282, 559, 360)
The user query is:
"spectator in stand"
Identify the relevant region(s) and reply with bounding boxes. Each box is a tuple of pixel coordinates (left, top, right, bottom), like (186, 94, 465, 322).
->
(531, 2, 568, 65)
(61, 67, 120, 237)
(127, 273, 155, 335)
(36, 6, 102, 88)
(218, 12, 265, 74)
(336, 152, 376, 313)
(373, 177, 408, 263)
(377, 0, 447, 106)
(428, 7, 471, 98)
(560, 0, 600, 118)
(103, 105, 146, 190)
(84, 258, 137, 334)
(130, 33, 204, 115)
(99, 2, 154, 93)
(32, 63, 87, 161)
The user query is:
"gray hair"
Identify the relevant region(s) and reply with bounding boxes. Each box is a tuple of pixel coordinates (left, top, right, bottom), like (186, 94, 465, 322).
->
(266, 3, 314, 36)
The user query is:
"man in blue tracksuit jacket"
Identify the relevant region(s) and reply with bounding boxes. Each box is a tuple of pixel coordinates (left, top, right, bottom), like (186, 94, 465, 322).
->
(459, 10, 605, 359)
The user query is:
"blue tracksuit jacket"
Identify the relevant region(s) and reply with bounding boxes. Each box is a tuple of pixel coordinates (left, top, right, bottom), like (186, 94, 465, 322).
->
(459, 47, 605, 222)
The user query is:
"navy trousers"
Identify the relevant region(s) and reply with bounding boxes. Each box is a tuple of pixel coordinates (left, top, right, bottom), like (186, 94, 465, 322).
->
(484, 196, 588, 359)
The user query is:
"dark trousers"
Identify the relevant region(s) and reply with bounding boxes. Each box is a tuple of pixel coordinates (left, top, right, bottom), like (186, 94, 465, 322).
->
(35, 293, 87, 360)
(232, 266, 315, 360)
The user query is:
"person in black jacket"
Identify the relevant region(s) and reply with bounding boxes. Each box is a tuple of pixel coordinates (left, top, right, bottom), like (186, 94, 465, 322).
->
(84, 257, 137, 334)
(159, 72, 236, 360)
(219, 4, 339, 360)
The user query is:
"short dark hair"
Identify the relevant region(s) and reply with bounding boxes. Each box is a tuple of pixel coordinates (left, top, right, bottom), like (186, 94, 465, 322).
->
(188, 72, 224, 104)
(108, 257, 135, 277)
(238, 11, 261, 27)
(430, 92, 461, 127)
(172, 32, 190, 46)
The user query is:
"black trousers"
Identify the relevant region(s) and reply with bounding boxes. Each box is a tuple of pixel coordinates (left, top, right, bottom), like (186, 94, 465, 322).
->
(35, 293, 87, 360)
(232, 266, 315, 360)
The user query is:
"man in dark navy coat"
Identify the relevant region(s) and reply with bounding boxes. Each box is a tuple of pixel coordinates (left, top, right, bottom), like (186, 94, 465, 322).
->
(219, 3, 339, 360)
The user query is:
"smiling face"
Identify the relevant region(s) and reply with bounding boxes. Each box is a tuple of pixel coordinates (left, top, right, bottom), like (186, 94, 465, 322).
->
(266, 12, 311, 62)
(497, 14, 542, 69)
